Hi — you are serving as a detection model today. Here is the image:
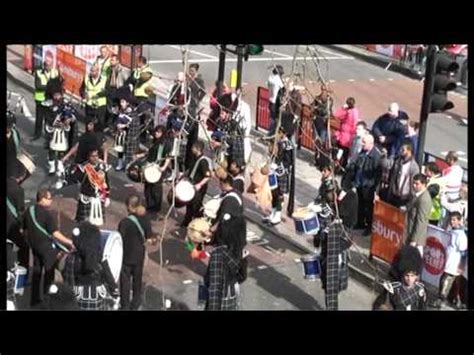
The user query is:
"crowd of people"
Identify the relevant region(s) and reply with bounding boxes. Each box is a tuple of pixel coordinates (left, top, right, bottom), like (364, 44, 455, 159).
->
(6, 46, 468, 311)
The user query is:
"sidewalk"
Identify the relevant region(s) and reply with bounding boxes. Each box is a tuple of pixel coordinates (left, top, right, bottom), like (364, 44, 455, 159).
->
(7, 49, 448, 309)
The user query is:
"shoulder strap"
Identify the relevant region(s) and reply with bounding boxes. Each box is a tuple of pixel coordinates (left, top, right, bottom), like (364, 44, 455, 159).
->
(154, 143, 165, 164)
(127, 215, 146, 242)
(224, 192, 242, 207)
(7, 197, 18, 219)
(29, 206, 68, 253)
(189, 155, 212, 181)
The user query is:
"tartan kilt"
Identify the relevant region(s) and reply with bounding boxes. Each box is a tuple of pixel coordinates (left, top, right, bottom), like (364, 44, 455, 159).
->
(73, 285, 107, 311)
(75, 198, 105, 224)
(220, 283, 240, 311)
(277, 171, 289, 194)
(229, 137, 245, 167)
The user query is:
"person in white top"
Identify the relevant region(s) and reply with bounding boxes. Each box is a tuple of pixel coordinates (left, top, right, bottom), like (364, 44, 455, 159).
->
(232, 90, 252, 165)
(442, 151, 464, 201)
(430, 211, 467, 309)
(266, 65, 285, 136)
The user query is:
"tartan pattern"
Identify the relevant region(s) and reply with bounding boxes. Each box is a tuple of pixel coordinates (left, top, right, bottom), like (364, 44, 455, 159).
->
(75, 199, 105, 224)
(228, 135, 245, 168)
(7, 271, 16, 303)
(125, 116, 142, 164)
(73, 285, 107, 311)
(322, 221, 349, 310)
(205, 246, 240, 311)
(390, 282, 426, 310)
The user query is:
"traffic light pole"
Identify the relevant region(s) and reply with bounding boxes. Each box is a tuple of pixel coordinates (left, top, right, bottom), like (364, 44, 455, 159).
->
(416, 45, 437, 166)
(217, 45, 226, 98)
(236, 45, 244, 91)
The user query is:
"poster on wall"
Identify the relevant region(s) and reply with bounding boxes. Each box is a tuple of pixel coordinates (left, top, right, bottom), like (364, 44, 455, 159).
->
(42, 45, 57, 69)
(421, 226, 451, 288)
(75, 45, 119, 72)
(56, 49, 87, 98)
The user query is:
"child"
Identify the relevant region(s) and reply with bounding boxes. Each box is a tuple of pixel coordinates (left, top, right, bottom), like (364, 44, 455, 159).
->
(430, 211, 468, 308)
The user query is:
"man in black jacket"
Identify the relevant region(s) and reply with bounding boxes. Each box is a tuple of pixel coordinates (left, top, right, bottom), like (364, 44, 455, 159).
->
(372, 103, 408, 158)
(344, 134, 382, 236)
(118, 195, 155, 310)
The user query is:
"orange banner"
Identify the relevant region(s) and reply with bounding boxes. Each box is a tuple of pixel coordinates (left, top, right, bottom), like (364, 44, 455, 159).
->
(370, 200, 406, 263)
(57, 45, 74, 54)
(56, 49, 86, 98)
(24, 45, 33, 73)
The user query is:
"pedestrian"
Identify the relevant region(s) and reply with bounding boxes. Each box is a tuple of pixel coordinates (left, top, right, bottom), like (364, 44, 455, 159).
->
(80, 64, 108, 132)
(118, 195, 156, 310)
(405, 174, 432, 256)
(372, 103, 408, 158)
(202, 175, 246, 310)
(185, 63, 206, 171)
(266, 65, 285, 136)
(62, 222, 119, 310)
(23, 188, 74, 307)
(134, 125, 172, 215)
(311, 85, 333, 146)
(32, 56, 61, 140)
(347, 120, 368, 165)
(430, 211, 467, 309)
(425, 162, 446, 226)
(344, 134, 382, 236)
(332, 97, 359, 168)
(387, 141, 420, 208)
(181, 140, 212, 227)
(377, 245, 427, 311)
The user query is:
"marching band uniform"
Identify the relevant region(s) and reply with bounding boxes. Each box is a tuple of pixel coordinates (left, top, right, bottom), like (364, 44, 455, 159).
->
(70, 159, 110, 226)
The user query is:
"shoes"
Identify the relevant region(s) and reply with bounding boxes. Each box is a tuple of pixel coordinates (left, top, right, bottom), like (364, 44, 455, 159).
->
(269, 211, 282, 225)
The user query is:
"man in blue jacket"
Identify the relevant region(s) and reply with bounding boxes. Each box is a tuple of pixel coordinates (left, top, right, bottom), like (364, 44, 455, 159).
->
(372, 103, 408, 158)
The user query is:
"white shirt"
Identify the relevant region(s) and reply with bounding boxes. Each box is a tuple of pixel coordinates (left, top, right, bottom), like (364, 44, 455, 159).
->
(443, 165, 463, 199)
(444, 227, 468, 275)
(398, 160, 412, 196)
(267, 73, 284, 104)
(234, 99, 252, 136)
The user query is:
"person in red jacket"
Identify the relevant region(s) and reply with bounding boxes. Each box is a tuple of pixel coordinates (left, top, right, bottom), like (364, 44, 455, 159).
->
(332, 97, 359, 168)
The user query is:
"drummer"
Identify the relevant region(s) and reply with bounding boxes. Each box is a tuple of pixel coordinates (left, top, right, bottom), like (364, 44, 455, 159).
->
(262, 125, 295, 226)
(133, 125, 172, 215)
(181, 139, 212, 228)
(23, 188, 75, 307)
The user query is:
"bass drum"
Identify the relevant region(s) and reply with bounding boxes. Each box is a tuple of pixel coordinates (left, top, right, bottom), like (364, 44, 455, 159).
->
(100, 230, 123, 283)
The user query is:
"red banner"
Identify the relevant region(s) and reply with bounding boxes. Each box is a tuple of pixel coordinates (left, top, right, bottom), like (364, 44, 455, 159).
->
(370, 200, 406, 263)
(57, 45, 74, 54)
(56, 49, 86, 98)
(120, 45, 132, 68)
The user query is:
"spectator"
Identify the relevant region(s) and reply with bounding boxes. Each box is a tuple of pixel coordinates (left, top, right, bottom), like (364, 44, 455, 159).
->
(344, 134, 382, 236)
(208, 81, 230, 131)
(267, 65, 285, 136)
(80, 64, 108, 132)
(332, 97, 359, 167)
(93, 45, 112, 79)
(312, 85, 333, 145)
(372, 103, 408, 158)
(442, 151, 464, 202)
(425, 162, 446, 226)
(440, 185, 468, 229)
(105, 54, 128, 130)
(405, 121, 419, 158)
(430, 211, 467, 309)
(405, 174, 432, 256)
(387, 141, 420, 208)
(347, 120, 368, 165)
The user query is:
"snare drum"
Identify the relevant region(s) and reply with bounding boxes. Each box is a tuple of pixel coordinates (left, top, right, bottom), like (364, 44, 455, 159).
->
(293, 207, 320, 235)
(143, 163, 162, 183)
(99, 230, 123, 283)
(14, 265, 28, 295)
(301, 254, 321, 280)
(168, 179, 195, 208)
(268, 171, 278, 190)
(203, 197, 221, 220)
(114, 130, 126, 153)
(187, 218, 211, 243)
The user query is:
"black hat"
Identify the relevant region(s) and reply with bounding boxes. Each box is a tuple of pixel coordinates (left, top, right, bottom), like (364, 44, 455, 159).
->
(394, 245, 423, 276)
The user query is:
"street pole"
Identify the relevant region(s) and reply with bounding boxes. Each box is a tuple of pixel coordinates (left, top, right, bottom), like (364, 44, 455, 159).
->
(416, 45, 437, 167)
(236, 45, 244, 91)
(217, 45, 226, 97)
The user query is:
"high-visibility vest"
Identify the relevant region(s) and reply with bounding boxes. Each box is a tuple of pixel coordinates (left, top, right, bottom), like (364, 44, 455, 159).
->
(133, 65, 153, 98)
(95, 56, 111, 79)
(428, 175, 446, 221)
(85, 76, 107, 107)
(35, 68, 59, 102)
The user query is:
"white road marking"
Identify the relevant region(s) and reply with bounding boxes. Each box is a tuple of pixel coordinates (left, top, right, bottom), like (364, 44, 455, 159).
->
(348, 79, 355, 82)
(182, 280, 193, 285)
(21, 100, 32, 118)
(294, 258, 302, 263)
(308, 46, 347, 58)
(264, 48, 293, 58)
(124, 184, 135, 187)
(457, 151, 466, 156)
(459, 157, 468, 162)
(387, 78, 394, 81)
(257, 265, 268, 270)
(149, 56, 354, 64)
(369, 78, 375, 81)
(168, 45, 217, 59)
(329, 79, 336, 83)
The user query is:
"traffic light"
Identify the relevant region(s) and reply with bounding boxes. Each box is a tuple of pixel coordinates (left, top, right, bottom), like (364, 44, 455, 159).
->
(244, 45, 264, 61)
(429, 51, 459, 112)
